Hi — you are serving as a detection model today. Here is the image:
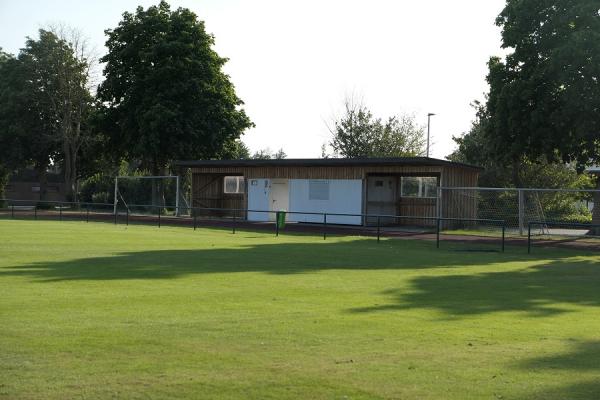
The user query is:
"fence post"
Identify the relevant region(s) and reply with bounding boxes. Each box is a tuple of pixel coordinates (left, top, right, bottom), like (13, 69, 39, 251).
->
(34, 203, 37, 220)
(158, 207, 161, 228)
(377, 216, 381, 243)
(11, 205, 14, 219)
(126, 208, 129, 226)
(86, 206, 89, 223)
(323, 213, 327, 240)
(275, 211, 280, 237)
(114, 207, 117, 225)
(501, 224, 505, 253)
(193, 210, 197, 231)
(232, 209, 236, 234)
(436, 218, 441, 249)
(518, 189, 525, 236)
(527, 223, 532, 254)
(60, 204, 63, 221)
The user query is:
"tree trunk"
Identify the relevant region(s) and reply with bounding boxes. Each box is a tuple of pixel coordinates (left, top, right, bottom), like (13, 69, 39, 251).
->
(512, 158, 522, 188)
(36, 165, 48, 203)
(63, 142, 74, 202)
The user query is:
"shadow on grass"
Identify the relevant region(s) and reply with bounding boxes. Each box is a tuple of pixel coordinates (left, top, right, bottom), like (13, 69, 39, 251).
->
(350, 258, 600, 317)
(515, 341, 600, 400)
(0, 237, 570, 282)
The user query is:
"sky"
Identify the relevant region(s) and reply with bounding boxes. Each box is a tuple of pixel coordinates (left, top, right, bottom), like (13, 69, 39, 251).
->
(0, 0, 507, 160)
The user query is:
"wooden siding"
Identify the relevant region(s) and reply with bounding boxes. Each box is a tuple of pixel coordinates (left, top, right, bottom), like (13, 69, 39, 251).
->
(440, 167, 479, 222)
(190, 164, 480, 223)
(191, 173, 244, 217)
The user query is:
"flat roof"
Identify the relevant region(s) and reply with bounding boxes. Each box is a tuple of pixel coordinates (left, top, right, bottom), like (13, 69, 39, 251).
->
(586, 166, 600, 174)
(174, 157, 482, 170)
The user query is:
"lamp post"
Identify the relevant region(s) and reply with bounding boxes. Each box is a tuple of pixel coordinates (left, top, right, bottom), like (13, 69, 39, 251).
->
(427, 113, 436, 158)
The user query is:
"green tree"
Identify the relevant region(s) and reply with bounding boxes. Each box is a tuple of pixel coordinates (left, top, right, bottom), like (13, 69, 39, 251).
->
(251, 148, 287, 160)
(484, 0, 600, 177)
(220, 140, 251, 159)
(0, 45, 60, 201)
(329, 97, 425, 158)
(98, 1, 253, 204)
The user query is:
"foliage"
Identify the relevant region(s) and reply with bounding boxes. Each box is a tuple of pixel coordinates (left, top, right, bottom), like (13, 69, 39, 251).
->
(450, 103, 595, 190)
(0, 30, 96, 201)
(483, 0, 600, 170)
(97, 1, 253, 176)
(252, 148, 287, 159)
(329, 98, 425, 158)
(219, 140, 251, 159)
(0, 42, 62, 201)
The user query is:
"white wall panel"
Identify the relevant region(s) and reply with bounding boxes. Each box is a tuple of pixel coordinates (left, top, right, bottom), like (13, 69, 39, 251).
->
(288, 179, 362, 225)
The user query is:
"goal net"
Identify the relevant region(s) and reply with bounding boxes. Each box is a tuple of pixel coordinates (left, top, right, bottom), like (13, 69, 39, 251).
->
(113, 176, 189, 216)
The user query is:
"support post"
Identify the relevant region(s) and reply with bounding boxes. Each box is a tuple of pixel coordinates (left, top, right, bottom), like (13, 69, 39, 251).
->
(518, 189, 525, 236)
(436, 218, 441, 249)
(60, 204, 63, 221)
(377, 216, 381, 243)
(113, 177, 118, 216)
(232, 209, 236, 234)
(158, 207, 161, 228)
(193, 210, 197, 231)
(528, 223, 532, 254)
(323, 213, 327, 240)
(34, 204, 37, 220)
(114, 207, 117, 225)
(437, 186, 442, 219)
(275, 211, 280, 237)
(126, 208, 129, 226)
(175, 175, 180, 217)
(501, 224, 505, 253)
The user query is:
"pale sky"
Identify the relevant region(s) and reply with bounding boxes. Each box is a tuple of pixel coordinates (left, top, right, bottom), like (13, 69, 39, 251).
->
(0, 0, 507, 159)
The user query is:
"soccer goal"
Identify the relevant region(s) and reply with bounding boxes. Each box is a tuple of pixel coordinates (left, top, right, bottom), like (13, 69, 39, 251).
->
(113, 175, 189, 216)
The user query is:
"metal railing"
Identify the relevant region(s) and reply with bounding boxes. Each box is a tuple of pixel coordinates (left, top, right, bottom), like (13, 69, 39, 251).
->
(1, 198, 507, 251)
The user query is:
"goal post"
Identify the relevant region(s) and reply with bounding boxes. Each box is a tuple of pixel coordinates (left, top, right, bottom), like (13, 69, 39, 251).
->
(113, 175, 181, 216)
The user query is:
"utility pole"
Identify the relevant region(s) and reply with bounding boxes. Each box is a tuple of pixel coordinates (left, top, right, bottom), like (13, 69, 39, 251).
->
(427, 113, 436, 158)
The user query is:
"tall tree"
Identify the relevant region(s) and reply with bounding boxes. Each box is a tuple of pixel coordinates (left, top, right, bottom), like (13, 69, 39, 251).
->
(98, 1, 253, 204)
(43, 26, 97, 201)
(329, 97, 425, 158)
(484, 0, 600, 177)
(0, 46, 60, 201)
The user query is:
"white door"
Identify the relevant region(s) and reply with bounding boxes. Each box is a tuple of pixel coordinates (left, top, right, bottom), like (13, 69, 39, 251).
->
(248, 179, 270, 221)
(269, 179, 289, 221)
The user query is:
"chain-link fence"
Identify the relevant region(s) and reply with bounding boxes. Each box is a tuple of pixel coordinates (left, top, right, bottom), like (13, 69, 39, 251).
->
(441, 187, 598, 236)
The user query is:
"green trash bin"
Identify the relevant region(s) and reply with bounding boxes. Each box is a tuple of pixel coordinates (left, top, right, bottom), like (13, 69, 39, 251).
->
(276, 211, 287, 229)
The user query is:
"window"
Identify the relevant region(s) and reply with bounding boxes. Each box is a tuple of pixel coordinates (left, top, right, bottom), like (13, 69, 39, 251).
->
(400, 177, 438, 198)
(224, 176, 245, 194)
(31, 186, 40, 193)
(309, 180, 329, 200)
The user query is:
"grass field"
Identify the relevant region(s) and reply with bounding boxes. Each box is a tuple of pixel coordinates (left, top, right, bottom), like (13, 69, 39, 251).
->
(1, 220, 600, 399)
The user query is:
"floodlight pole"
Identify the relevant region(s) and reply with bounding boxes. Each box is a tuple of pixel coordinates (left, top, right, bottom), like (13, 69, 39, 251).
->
(427, 113, 436, 158)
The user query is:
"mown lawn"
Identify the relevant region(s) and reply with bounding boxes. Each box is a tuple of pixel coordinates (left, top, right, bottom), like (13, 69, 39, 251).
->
(1, 220, 599, 399)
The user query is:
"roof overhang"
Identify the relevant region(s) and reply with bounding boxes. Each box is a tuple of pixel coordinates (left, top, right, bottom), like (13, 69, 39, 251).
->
(174, 157, 482, 171)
